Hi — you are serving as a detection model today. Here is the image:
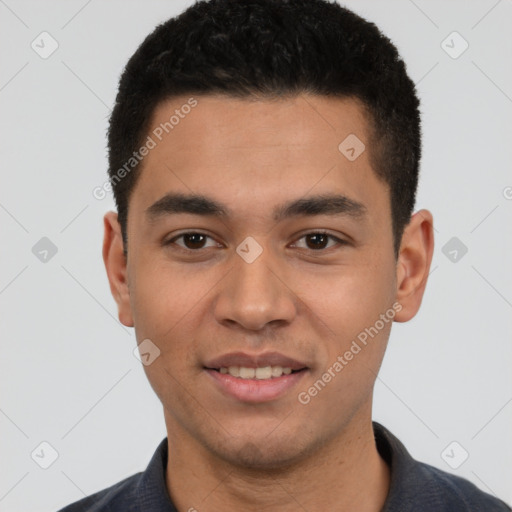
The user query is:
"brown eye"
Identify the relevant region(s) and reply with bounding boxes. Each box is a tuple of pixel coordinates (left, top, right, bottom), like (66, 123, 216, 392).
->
(304, 233, 330, 250)
(181, 233, 207, 249)
(166, 232, 218, 251)
(293, 232, 346, 251)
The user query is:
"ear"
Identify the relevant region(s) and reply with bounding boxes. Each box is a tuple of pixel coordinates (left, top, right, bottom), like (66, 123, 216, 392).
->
(394, 209, 435, 322)
(102, 211, 134, 327)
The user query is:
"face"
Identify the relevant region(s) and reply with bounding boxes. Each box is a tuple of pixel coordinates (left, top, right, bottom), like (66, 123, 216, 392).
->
(104, 93, 433, 469)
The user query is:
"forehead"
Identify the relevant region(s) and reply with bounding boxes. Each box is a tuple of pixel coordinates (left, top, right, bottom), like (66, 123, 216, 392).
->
(148, 93, 370, 160)
(130, 93, 388, 224)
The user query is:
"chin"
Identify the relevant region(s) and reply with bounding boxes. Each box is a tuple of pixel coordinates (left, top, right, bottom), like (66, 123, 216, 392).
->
(210, 433, 318, 472)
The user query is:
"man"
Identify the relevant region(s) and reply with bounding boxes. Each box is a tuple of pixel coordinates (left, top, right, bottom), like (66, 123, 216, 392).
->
(59, 0, 511, 510)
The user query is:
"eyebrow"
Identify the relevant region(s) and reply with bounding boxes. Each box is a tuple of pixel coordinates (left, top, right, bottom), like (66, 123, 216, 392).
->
(145, 192, 367, 223)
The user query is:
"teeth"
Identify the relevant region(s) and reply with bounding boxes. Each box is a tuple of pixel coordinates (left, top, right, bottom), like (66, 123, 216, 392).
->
(255, 366, 272, 379)
(217, 366, 298, 379)
(228, 366, 240, 377)
(239, 367, 255, 379)
(271, 366, 283, 377)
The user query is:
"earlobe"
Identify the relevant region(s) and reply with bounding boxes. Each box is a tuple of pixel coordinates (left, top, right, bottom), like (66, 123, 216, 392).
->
(102, 211, 134, 327)
(394, 209, 435, 323)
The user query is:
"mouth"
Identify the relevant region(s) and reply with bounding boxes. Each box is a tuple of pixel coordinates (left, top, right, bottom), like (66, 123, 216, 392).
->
(205, 365, 307, 379)
(203, 351, 310, 403)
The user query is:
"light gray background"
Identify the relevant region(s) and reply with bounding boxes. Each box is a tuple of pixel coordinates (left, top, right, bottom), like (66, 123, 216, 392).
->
(1, 1, 511, 510)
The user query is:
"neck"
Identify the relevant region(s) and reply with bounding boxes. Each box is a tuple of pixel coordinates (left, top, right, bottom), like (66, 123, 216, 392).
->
(164, 407, 390, 512)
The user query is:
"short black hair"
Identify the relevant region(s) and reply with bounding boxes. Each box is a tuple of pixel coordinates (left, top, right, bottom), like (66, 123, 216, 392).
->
(108, 0, 421, 259)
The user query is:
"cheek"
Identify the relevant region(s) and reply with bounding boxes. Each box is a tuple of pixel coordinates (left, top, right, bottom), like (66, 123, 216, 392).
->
(129, 256, 208, 335)
(129, 258, 223, 377)
(296, 260, 395, 404)
(299, 259, 395, 339)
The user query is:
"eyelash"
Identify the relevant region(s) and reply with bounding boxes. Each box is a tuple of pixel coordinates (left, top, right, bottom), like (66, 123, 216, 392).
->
(164, 231, 347, 253)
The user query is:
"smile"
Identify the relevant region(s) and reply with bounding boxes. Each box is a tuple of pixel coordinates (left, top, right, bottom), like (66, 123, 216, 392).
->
(213, 365, 302, 379)
(204, 366, 308, 403)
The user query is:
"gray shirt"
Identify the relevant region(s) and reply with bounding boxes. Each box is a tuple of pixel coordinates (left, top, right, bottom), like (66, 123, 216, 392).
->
(57, 422, 511, 511)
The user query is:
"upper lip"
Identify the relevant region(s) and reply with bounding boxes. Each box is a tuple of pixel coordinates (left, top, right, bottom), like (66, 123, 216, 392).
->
(204, 351, 308, 370)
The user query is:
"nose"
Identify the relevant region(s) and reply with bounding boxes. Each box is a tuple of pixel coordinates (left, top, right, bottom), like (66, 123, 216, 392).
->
(213, 245, 297, 332)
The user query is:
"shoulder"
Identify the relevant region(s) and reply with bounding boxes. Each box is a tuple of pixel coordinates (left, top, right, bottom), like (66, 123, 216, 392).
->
(56, 472, 142, 512)
(56, 437, 172, 511)
(373, 422, 511, 512)
(414, 460, 511, 511)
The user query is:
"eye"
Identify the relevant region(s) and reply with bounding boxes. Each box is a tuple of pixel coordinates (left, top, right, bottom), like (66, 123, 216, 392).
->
(164, 231, 347, 253)
(165, 232, 221, 251)
(291, 231, 347, 251)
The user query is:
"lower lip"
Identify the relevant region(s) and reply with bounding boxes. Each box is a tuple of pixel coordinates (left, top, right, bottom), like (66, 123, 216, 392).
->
(205, 368, 308, 403)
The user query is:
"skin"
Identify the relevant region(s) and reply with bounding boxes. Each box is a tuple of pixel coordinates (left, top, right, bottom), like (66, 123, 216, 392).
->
(103, 93, 434, 512)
